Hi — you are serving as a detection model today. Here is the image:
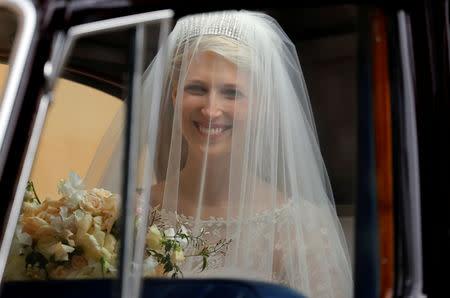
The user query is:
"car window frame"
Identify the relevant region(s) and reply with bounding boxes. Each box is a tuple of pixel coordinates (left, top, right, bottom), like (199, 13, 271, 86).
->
(0, 9, 173, 298)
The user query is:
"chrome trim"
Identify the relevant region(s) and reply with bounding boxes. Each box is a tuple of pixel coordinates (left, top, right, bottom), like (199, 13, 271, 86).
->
(0, 93, 51, 281)
(0, 0, 37, 178)
(397, 10, 425, 298)
(123, 23, 145, 298)
(44, 31, 67, 93)
(130, 18, 172, 298)
(0, 0, 38, 283)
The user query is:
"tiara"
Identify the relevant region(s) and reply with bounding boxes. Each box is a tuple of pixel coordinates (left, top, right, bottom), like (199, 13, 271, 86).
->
(174, 11, 252, 44)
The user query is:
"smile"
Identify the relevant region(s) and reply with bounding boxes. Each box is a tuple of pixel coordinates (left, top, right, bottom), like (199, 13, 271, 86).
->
(193, 122, 231, 138)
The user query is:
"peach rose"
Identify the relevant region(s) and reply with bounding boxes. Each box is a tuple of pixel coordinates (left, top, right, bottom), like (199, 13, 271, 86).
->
(80, 194, 102, 216)
(71, 255, 88, 270)
(22, 216, 49, 237)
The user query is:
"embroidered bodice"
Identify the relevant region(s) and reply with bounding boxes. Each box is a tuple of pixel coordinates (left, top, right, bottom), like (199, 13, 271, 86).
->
(159, 200, 352, 298)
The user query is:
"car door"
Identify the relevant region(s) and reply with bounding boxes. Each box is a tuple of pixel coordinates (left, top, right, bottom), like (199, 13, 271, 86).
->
(0, 2, 173, 298)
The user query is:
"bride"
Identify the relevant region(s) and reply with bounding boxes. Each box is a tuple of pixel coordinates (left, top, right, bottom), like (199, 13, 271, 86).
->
(88, 9, 353, 298)
(144, 10, 352, 297)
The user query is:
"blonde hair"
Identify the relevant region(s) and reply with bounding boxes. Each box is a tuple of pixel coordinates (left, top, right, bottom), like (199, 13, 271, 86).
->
(172, 35, 251, 78)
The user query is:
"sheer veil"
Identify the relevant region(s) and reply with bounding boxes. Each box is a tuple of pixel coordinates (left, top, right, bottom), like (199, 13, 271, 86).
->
(85, 10, 353, 297)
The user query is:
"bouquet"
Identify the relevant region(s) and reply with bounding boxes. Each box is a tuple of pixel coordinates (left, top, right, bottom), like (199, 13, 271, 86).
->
(4, 172, 230, 280)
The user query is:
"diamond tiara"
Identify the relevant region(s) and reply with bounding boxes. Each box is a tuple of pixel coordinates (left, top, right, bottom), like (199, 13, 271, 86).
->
(175, 11, 252, 44)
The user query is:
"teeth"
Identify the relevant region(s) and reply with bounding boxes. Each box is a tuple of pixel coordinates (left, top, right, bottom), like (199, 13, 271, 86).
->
(198, 126, 225, 135)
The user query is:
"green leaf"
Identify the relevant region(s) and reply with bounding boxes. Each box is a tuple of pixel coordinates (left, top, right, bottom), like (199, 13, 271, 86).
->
(201, 256, 207, 272)
(26, 182, 33, 192)
(163, 262, 173, 273)
(27, 181, 41, 204)
(147, 249, 164, 260)
(100, 256, 108, 278)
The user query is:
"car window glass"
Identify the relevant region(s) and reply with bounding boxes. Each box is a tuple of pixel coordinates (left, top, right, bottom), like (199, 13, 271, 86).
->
(2, 19, 164, 290)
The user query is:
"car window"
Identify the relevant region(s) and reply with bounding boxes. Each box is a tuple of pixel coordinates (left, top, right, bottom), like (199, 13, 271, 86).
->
(2, 14, 169, 291)
(29, 78, 123, 199)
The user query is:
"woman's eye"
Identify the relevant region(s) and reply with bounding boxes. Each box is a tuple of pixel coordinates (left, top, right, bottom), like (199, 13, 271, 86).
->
(184, 85, 207, 95)
(222, 88, 245, 99)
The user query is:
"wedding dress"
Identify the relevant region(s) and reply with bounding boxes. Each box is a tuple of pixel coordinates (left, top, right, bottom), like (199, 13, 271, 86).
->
(85, 10, 353, 298)
(159, 199, 350, 297)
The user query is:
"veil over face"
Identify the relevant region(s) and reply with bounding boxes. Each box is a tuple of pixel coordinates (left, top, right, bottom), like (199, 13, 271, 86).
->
(87, 10, 353, 297)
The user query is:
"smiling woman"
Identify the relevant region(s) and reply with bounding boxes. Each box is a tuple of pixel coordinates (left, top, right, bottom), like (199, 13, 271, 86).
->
(89, 9, 353, 297)
(176, 51, 248, 158)
(139, 10, 353, 297)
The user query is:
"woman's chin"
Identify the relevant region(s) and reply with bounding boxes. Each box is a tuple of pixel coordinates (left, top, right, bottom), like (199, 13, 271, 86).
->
(201, 144, 231, 158)
(187, 142, 232, 159)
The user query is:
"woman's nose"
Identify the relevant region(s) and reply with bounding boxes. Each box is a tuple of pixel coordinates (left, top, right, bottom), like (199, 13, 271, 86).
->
(201, 93, 223, 119)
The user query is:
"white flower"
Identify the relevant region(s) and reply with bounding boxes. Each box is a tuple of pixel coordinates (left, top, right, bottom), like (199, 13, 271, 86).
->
(178, 225, 188, 235)
(78, 233, 102, 261)
(164, 228, 176, 239)
(35, 236, 59, 259)
(59, 206, 76, 231)
(47, 242, 75, 261)
(10, 225, 32, 255)
(16, 227, 32, 247)
(142, 256, 158, 277)
(68, 171, 84, 189)
(57, 172, 86, 208)
(164, 226, 189, 247)
(74, 209, 92, 235)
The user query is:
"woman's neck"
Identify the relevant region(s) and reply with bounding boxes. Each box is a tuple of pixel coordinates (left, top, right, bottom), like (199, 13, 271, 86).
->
(180, 151, 230, 208)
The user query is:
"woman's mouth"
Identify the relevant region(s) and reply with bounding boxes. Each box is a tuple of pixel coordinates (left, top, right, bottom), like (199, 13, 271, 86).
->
(193, 122, 231, 139)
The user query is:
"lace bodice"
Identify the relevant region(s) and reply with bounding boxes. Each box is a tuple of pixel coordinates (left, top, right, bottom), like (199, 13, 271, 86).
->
(159, 200, 352, 298)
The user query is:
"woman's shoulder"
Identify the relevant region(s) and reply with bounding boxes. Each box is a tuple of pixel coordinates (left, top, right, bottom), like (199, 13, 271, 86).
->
(253, 178, 289, 212)
(254, 180, 337, 220)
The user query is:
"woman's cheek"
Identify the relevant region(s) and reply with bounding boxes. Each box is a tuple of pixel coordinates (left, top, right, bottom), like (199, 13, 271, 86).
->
(182, 95, 202, 111)
(181, 97, 195, 118)
(230, 101, 249, 121)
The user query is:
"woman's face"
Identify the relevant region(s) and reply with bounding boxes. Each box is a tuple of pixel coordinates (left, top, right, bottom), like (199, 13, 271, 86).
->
(172, 51, 249, 158)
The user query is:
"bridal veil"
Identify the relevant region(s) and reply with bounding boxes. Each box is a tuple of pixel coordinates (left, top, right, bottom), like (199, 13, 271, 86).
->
(85, 10, 353, 297)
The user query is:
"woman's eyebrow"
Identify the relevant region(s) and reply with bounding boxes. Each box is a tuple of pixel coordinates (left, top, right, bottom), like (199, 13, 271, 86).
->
(185, 79, 205, 85)
(184, 81, 245, 90)
(221, 83, 242, 89)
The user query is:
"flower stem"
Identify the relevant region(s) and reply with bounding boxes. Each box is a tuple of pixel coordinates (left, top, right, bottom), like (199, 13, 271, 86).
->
(28, 181, 41, 204)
